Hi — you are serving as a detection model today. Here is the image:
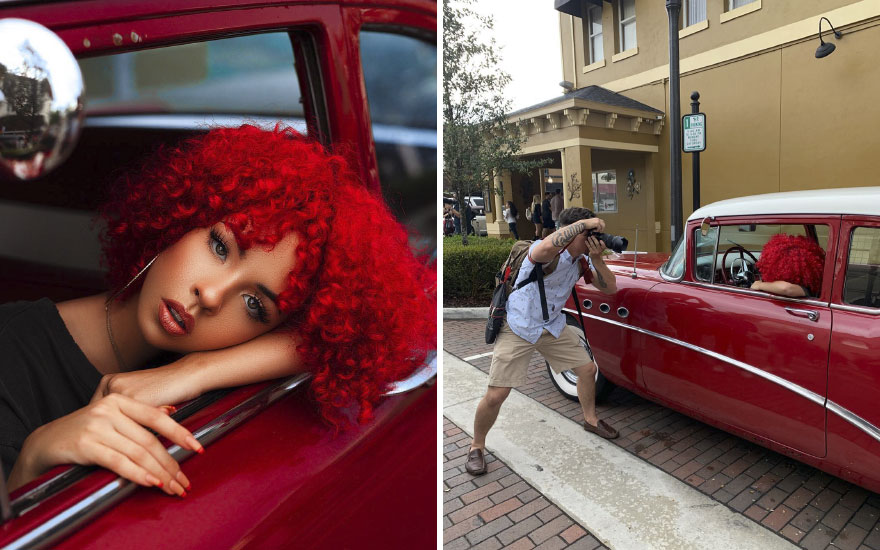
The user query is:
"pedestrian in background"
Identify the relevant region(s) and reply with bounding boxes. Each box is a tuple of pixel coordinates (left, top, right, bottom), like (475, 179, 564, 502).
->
(503, 201, 519, 240)
(541, 192, 553, 238)
(530, 195, 543, 239)
(550, 189, 563, 229)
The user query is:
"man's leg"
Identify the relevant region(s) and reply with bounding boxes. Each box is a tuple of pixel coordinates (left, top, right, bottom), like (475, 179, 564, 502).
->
(471, 386, 512, 450)
(571, 362, 599, 426)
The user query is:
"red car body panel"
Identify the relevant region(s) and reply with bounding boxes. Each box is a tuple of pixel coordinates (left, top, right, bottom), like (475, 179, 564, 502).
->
(0, 0, 437, 546)
(567, 211, 880, 493)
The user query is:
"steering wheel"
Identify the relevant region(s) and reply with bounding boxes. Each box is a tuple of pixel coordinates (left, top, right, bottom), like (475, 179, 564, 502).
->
(721, 245, 759, 286)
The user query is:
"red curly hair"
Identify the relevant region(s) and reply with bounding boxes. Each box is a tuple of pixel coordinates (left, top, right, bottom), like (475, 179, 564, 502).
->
(756, 233, 825, 296)
(100, 125, 436, 427)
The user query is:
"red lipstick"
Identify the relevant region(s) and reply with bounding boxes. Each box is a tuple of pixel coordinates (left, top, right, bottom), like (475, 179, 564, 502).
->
(159, 299, 194, 336)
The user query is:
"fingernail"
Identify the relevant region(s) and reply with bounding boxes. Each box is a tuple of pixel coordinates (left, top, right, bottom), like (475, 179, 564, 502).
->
(180, 490, 187, 498)
(186, 435, 204, 454)
(146, 473, 162, 487)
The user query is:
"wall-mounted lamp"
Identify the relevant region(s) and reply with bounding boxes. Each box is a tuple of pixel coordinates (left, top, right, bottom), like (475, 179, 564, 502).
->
(815, 17, 842, 58)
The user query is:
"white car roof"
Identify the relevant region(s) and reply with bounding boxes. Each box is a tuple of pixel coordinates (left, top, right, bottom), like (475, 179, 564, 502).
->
(689, 187, 880, 221)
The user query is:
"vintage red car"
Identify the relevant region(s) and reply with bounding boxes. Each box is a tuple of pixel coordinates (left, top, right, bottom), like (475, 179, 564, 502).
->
(549, 188, 880, 493)
(0, 0, 437, 548)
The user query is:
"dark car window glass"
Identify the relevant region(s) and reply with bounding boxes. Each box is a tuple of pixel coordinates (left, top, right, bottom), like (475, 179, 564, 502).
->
(80, 33, 303, 118)
(360, 31, 436, 244)
(661, 234, 685, 279)
(844, 227, 880, 308)
(694, 226, 718, 282)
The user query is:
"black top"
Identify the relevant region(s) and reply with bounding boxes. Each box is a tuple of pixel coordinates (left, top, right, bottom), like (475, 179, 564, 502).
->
(0, 299, 102, 478)
(542, 199, 553, 224)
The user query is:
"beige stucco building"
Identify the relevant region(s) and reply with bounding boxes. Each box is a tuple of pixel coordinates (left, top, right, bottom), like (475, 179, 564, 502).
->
(487, 0, 879, 252)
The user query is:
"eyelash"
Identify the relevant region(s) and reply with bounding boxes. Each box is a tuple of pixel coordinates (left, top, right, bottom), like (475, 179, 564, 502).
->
(208, 228, 270, 324)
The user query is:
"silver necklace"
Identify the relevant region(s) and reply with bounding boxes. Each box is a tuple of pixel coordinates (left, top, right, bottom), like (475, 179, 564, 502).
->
(104, 255, 157, 372)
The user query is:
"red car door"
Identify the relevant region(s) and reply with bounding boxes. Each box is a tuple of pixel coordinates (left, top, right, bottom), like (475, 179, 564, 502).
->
(825, 217, 880, 488)
(639, 216, 838, 458)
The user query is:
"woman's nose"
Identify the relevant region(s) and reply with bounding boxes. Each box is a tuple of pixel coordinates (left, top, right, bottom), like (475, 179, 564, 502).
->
(194, 279, 225, 313)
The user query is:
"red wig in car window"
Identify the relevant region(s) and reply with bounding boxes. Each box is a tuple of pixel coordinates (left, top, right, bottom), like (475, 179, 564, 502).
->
(100, 124, 436, 427)
(755, 233, 825, 296)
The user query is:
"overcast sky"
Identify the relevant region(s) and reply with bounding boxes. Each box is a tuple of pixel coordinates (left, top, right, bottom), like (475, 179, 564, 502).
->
(466, 0, 564, 111)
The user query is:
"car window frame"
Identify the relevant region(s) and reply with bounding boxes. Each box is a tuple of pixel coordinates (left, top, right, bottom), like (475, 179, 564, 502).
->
(833, 216, 880, 315)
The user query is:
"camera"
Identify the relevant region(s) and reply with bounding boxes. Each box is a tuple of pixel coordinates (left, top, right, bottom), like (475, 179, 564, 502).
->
(587, 230, 628, 253)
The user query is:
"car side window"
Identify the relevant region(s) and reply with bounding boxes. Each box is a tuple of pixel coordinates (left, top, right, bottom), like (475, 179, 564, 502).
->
(694, 226, 718, 282)
(80, 33, 304, 122)
(660, 234, 685, 279)
(359, 31, 437, 243)
(843, 227, 880, 308)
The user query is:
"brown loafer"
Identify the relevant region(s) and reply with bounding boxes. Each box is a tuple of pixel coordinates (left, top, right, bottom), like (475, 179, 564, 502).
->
(465, 448, 487, 475)
(583, 419, 619, 440)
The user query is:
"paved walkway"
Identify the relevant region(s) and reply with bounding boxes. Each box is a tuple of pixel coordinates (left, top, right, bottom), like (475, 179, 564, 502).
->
(443, 319, 880, 550)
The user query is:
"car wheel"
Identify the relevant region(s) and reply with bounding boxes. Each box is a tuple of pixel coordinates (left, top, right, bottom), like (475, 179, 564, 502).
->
(546, 315, 616, 403)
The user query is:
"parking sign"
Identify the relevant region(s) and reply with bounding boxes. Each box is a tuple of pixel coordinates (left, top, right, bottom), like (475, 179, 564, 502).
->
(682, 113, 706, 153)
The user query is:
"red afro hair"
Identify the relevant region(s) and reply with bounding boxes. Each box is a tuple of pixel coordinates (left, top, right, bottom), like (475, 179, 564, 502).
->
(100, 125, 436, 427)
(756, 234, 825, 296)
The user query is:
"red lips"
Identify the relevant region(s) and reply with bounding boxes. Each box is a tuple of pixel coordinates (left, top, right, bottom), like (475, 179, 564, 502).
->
(159, 298, 194, 336)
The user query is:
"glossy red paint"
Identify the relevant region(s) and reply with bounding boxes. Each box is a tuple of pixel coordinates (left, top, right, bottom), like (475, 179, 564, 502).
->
(566, 209, 880, 493)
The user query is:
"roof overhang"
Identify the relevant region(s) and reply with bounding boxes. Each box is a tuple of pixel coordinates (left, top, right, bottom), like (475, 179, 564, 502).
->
(554, 0, 603, 17)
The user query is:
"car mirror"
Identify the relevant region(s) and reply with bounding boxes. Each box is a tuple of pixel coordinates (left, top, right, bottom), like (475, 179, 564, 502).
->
(0, 18, 85, 180)
(700, 217, 713, 237)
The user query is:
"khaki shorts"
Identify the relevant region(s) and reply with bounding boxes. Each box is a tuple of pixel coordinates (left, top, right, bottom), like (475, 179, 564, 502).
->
(488, 323, 593, 387)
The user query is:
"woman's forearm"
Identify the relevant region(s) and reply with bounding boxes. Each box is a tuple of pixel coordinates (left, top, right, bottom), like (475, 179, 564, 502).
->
(184, 330, 305, 394)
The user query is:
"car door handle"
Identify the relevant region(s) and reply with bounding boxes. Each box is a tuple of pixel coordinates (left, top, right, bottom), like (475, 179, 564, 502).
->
(785, 307, 819, 322)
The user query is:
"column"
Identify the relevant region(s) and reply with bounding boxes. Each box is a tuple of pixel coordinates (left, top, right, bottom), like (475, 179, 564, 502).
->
(562, 145, 592, 209)
(487, 170, 513, 238)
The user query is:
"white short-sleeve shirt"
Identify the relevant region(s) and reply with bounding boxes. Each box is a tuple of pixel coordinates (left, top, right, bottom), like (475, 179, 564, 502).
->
(505, 241, 592, 344)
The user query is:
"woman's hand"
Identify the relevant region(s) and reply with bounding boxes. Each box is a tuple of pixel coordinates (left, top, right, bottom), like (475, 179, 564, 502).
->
(9, 394, 203, 494)
(91, 355, 205, 408)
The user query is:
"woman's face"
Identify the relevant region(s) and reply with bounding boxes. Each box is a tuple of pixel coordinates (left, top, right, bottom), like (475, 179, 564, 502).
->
(136, 223, 298, 353)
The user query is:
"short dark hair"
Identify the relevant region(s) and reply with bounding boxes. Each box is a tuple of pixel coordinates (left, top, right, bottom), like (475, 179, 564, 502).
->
(544, 191, 552, 196)
(555, 189, 561, 194)
(558, 207, 595, 227)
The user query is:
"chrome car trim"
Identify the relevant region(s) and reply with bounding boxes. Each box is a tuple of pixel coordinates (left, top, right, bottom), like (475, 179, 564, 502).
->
(561, 308, 826, 408)
(831, 303, 880, 316)
(385, 351, 437, 395)
(826, 401, 880, 445)
(598, 303, 610, 313)
(658, 268, 683, 283)
(86, 114, 308, 133)
(2, 374, 310, 550)
(785, 307, 819, 322)
(617, 307, 629, 319)
(582, 299, 592, 309)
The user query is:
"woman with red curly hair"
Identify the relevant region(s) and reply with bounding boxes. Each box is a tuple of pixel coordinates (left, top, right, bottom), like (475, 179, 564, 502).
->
(3, 125, 435, 494)
(751, 233, 825, 297)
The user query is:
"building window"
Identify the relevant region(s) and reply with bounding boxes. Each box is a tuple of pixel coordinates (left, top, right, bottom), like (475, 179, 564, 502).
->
(592, 171, 617, 213)
(619, 0, 637, 52)
(729, 0, 756, 9)
(586, 4, 603, 64)
(684, 0, 706, 26)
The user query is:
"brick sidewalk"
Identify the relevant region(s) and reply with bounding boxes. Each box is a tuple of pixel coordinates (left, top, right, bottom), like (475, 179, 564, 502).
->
(445, 319, 880, 550)
(443, 417, 608, 550)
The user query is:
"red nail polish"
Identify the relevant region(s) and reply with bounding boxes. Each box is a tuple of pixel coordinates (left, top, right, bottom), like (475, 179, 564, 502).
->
(156, 481, 164, 488)
(186, 482, 192, 491)
(196, 447, 205, 455)
(180, 491, 187, 498)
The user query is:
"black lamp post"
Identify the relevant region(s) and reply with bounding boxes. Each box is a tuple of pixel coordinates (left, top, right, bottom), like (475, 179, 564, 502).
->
(666, 0, 683, 249)
(816, 17, 842, 58)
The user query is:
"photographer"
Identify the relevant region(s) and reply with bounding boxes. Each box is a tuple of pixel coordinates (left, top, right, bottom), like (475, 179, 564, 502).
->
(465, 207, 618, 476)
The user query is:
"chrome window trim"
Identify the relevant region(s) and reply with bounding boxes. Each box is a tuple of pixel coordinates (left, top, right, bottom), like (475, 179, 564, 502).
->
(832, 303, 880, 316)
(385, 351, 437, 395)
(562, 307, 825, 407)
(563, 308, 880, 447)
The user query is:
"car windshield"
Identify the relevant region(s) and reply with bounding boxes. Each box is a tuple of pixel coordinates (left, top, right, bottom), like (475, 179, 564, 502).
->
(661, 234, 686, 279)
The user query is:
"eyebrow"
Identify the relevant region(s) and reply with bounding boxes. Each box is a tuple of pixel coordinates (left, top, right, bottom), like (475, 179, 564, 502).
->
(257, 284, 280, 307)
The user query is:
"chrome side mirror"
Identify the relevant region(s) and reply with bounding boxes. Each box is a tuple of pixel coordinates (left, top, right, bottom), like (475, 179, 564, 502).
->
(0, 18, 84, 180)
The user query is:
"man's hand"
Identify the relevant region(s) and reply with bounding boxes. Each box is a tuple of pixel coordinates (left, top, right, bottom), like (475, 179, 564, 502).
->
(9, 394, 203, 494)
(585, 235, 607, 259)
(91, 354, 205, 408)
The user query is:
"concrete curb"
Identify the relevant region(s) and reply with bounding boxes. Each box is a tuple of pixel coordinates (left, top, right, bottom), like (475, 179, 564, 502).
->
(443, 307, 488, 320)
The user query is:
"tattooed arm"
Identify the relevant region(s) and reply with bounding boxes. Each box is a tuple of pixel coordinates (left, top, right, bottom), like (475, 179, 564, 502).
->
(530, 217, 605, 263)
(586, 236, 617, 295)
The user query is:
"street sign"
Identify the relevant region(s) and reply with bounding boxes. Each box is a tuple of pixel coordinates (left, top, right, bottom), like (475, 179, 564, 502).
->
(682, 113, 706, 153)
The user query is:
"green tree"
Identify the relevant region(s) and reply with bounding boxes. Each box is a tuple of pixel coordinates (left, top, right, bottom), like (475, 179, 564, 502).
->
(443, 0, 545, 244)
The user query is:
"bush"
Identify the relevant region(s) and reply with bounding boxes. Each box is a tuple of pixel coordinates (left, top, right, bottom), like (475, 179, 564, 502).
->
(443, 236, 515, 306)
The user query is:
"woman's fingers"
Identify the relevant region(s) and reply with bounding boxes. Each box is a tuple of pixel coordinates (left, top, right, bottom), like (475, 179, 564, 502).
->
(111, 415, 190, 496)
(111, 394, 205, 455)
(85, 428, 185, 496)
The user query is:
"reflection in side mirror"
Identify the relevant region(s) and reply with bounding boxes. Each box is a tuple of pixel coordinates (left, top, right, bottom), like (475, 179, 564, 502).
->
(0, 18, 84, 180)
(700, 217, 713, 237)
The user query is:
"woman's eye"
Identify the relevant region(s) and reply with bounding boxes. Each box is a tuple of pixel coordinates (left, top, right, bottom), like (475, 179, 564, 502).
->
(243, 294, 268, 323)
(210, 230, 228, 260)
